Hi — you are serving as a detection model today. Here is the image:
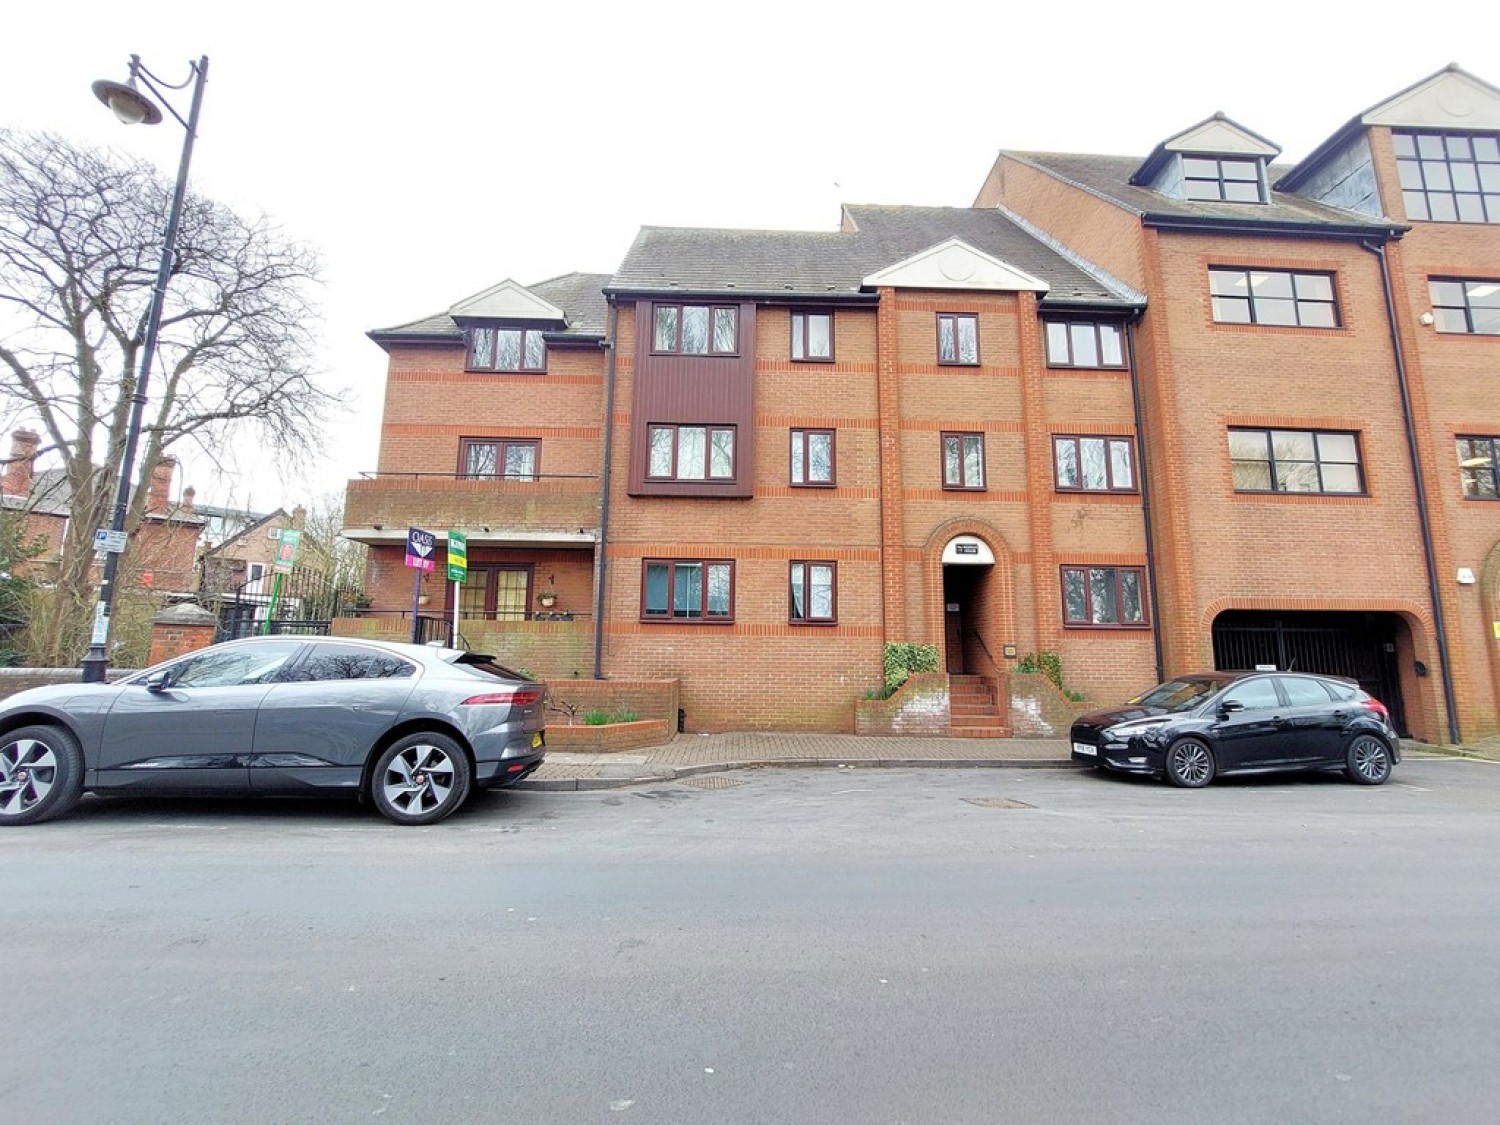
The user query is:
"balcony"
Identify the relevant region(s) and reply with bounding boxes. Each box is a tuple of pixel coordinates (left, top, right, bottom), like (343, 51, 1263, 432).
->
(342, 472, 600, 548)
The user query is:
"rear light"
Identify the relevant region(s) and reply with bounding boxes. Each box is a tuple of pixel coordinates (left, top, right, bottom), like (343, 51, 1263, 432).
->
(1364, 697, 1390, 720)
(461, 689, 542, 707)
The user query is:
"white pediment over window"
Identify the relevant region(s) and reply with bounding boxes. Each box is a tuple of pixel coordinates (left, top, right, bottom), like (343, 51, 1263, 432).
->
(863, 238, 1049, 293)
(1160, 114, 1281, 159)
(448, 279, 566, 323)
(1362, 65, 1500, 132)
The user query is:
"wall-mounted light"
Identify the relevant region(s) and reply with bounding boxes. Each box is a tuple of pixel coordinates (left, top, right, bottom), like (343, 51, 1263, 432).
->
(1419, 312, 1435, 326)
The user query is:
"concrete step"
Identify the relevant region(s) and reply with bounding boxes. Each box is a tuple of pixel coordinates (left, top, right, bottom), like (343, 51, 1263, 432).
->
(950, 724, 1012, 738)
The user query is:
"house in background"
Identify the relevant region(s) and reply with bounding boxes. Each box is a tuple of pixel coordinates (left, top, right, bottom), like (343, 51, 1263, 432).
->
(340, 64, 1500, 742)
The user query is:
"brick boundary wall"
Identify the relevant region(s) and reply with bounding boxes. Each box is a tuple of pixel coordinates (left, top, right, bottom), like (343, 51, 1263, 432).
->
(855, 672, 951, 736)
(1008, 671, 1093, 737)
(0, 668, 135, 700)
(545, 720, 672, 752)
(542, 679, 681, 731)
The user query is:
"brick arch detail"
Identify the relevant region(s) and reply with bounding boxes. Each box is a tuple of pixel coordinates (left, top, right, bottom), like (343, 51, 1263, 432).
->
(920, 518, 1017, 675)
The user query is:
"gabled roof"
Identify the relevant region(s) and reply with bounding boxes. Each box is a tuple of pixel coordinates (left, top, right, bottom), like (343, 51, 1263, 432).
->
(369, 272, 613, 347)
(1278, 64, 1500, 191)
(1, 468, 203, 525)
(202, 508, 290, 558)
(1130, 112, 1281, 185)
(609, 205, 1140, 308)
(999, 151, 1403, 235)
(862, 237, 1049, 293)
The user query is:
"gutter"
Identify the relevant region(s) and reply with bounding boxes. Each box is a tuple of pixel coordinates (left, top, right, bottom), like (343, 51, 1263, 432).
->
(592, 301, 620, 680)
(1124, 318, 1165, 685)
(1143, 213, 1408, 241)
(1359, 238, 1460, 744)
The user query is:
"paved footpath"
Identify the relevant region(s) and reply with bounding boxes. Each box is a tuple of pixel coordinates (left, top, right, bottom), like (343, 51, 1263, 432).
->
(519, 732, 1479, 790)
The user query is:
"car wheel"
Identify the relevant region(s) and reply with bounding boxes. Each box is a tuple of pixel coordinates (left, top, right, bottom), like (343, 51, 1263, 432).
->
(370, 733, 472, 826)
(1346, 734, 1393, 786)
(0, 725, 84, 826)
(1164, 737, 1216, 788)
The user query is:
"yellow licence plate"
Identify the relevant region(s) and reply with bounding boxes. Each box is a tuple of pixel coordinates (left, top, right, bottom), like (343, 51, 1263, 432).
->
(531, 731, 544, 749)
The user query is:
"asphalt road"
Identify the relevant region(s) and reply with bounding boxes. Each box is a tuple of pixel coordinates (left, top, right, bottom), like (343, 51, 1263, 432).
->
(2, 758, 1498, 1124)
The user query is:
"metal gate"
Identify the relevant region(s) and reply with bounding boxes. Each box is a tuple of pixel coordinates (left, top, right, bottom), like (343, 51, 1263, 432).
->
(206, 566, 353, 643)
(1211, 611, 1407, 735)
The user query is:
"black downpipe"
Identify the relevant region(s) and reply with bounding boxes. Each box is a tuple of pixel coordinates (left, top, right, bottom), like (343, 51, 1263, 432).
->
(592, 302, 620, 680)
(1361, 239, 1460, 744)
(1124, 318, 1165, 685)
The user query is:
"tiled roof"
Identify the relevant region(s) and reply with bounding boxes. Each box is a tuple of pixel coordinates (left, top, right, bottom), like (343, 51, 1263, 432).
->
(2, 467, 202, 524)
(1003, 152, 1399, 231)
(371, 272, 613, 342)
(609, 205, 1140, 307)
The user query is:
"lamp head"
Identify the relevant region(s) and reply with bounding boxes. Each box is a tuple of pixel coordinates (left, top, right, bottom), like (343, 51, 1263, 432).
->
(91, 78, 163, 126)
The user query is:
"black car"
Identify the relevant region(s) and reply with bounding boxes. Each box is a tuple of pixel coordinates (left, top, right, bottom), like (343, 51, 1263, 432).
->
(1070, 670, 1400, 787)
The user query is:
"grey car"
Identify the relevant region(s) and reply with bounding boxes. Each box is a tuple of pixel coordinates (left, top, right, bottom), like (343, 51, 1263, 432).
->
(0, 636, 546, 826)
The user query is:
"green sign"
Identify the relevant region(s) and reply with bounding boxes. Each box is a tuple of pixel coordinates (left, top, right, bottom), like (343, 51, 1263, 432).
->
(271, 528, 302, 575)
(446, 530, 468, 582)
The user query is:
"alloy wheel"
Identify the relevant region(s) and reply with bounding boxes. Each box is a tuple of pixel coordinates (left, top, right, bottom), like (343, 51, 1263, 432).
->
(380, 742, 458, 817)
(0, 737, 58, 819)
(1350, 735, 1392, 784)
(1168, 740, 1214, 787)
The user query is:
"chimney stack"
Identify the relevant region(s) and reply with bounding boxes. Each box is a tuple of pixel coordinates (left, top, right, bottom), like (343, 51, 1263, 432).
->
(147, 456, 177, 514)
(2, 429, 40, 499)
(182, 486, 196, 514)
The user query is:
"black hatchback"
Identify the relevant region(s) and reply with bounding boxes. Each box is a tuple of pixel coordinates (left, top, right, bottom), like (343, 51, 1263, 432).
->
(1070, 670, 1400, 788)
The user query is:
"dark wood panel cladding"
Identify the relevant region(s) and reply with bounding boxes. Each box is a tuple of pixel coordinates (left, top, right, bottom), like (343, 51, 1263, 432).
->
(627, 300, 757, 498)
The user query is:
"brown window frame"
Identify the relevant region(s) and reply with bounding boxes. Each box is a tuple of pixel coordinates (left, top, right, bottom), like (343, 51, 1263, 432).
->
(645, 424, 737, 482)
(1429, 277, 1500, 335)
(1457, 435, 1500, 499)
(640, 558, 736, 623)
(458, 438, 540, 481)
(1052, 435, 1136, 493)
(791, 310, 834, 362)
(1181, 155, 1265, 203)
(1043, 319, 1127, 368)
(1060, 565, 1150, 629)
(936, 313, 980, 366)
(650, 303, 739, 356)
(789, 560, 837, 625)
(465, 326, 548, 372)
(1209, 267, 1341, 328)
(1228, 427, 1366, 495)
(1394, 130, 1500, 224)
(451, 563, 535, 621)
(790, 428, 836, 487)
(941, 431, 986, 491)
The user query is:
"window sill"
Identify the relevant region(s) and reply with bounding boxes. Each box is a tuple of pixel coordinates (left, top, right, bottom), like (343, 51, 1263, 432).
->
(1062, 622, 1152, 631)
(639, 616, 736, 625)
(789, 619, 838, 627)
(790, 481, 837, 489)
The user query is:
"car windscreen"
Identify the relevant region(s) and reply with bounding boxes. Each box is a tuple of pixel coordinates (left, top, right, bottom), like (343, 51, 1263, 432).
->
(448, 653, 536, 683)
(1128, 678, 1223, 713)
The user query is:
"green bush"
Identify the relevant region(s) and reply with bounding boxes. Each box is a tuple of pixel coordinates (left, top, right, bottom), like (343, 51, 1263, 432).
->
(612, 708, 639, 724)
(582, 709, 609, 726)
(1015, 650, 1065, 692)
(883, 642, 940, 692)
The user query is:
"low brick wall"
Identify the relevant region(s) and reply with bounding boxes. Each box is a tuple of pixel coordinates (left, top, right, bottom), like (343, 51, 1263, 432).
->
(544, 719, 671, 752)
(0, 667, 135, 700)
(1008, 672, 1093, 737)
(542, 678, 680, 730)
(855, 673, 951, 736)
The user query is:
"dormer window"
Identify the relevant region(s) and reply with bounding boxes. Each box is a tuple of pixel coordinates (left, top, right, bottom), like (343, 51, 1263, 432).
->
(1182, 156, 1265, 202)
(1394, 131, 1500, 224)
(467, 326, 546, 372)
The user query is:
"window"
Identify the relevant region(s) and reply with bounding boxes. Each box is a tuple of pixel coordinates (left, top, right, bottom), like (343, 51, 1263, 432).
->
(642, 559, 734, 622)
(942, 432, 985, 490)
(652, 304, 738, 354)
(1181, 156, 1264, 202)
(155, 640, 305, 688)
(1044, 320, 1125, 367)
(1277, 676, 1337, 707)
(1219, 678, 1280, 712)
(790, 429, 835, 486)
(246, 563, 265, 584)
(1053, 435, 1135, 492)
(647, 425, 735, 481)
(1229, 428, 1364, 494)
(789, 561, 836, 624)
(937, 314, 979, 365)
(1457, 436, 1500, 498)
(1394, 131, 1500, 224)
(459, 438, 539, 481)
(1061, 566, 1148, 627)
(791, 311, 833, 361)
(460, 566, 531, 621)
(290, 644, 417, 682)
(1429, 278, 1500, 336)
(467, 326, 546, 372)
(1209, 268, 1340, 327)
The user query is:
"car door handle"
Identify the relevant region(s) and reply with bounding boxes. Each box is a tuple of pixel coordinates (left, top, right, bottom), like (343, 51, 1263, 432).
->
(1332, 710, 1347, 720)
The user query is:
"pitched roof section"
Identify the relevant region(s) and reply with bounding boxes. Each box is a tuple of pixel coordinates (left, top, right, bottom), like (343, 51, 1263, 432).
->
(369, 272, 613, 346)
(862, 238, 1049, 293)
(448, 279, 566, 323)
(1130, 113, 1281, 185)
(1279, 64, 1500, 191)
(1000, 152, 1401, 234)
(610, 206, 1138, 307)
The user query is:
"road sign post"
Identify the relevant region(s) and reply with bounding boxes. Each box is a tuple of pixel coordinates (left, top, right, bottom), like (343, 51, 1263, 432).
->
(447, 530, 468, 648)
(405, 527, 436, 643)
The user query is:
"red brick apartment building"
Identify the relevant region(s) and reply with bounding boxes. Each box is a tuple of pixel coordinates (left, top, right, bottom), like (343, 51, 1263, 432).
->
(343, 65, 1500, 742)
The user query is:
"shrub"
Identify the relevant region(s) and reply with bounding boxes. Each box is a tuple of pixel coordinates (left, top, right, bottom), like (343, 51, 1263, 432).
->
(612, 708, 639, 724)
(883, 642, 940, 692)
(1015, 650, 1064, 692)
(582, 710, 609, 726)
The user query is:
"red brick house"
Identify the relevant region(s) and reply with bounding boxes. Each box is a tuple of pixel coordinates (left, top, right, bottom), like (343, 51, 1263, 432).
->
(343, 65, 1500, 742)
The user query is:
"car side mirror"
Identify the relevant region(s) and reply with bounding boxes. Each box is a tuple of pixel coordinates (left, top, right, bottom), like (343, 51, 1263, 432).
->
(1217, 699, 1244, 717)
(144, 670, 173, 693)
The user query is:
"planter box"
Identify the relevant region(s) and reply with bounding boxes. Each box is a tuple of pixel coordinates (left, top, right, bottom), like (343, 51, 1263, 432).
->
(545, 719, 671, 753)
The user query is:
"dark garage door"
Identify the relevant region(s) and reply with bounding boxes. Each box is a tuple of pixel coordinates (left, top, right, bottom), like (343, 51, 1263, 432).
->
(1211, 611, 1407, 736)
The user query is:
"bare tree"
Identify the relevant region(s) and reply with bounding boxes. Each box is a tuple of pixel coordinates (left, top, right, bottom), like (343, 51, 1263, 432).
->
(0, 129, 336, 663)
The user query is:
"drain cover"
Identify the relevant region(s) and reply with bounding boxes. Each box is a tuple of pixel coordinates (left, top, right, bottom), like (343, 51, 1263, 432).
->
(679, 775, 747, 790)
(963, 797, 1036, 810)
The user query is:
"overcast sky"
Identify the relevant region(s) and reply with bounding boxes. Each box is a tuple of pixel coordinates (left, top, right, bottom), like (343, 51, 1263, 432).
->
(3, 1, 1497, 517)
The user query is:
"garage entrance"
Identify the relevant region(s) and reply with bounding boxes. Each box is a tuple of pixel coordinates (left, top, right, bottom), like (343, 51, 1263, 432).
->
(1211, 611, 1408, 736)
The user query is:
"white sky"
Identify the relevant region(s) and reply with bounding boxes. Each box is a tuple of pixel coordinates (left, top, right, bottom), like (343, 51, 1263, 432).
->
(2, 0, 1497, 516)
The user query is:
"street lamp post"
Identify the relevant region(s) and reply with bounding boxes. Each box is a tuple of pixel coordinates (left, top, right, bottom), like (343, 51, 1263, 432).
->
(81, 54, 209, 683)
